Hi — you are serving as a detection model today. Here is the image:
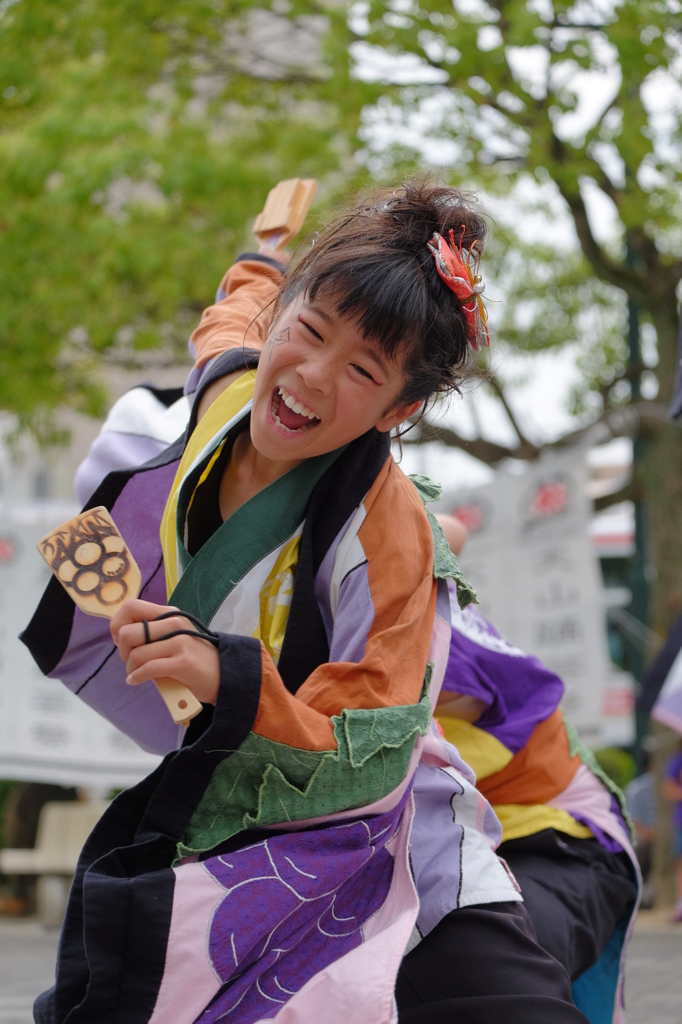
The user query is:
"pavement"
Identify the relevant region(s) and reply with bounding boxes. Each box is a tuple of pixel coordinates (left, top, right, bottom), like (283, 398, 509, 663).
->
(1, 910, 681, 1023)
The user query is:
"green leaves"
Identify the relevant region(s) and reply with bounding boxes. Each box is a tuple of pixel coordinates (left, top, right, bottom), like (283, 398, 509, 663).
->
(0, 0, 357, 441)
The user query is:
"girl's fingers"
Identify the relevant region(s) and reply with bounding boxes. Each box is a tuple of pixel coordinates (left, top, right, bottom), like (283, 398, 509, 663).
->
(116, 612, 189, 660)
(124, 634, 220, 705)
(110, 599, 179, 645)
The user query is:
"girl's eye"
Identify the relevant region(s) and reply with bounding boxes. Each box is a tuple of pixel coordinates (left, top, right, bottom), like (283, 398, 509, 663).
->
(298, 313, 323, 340)
(352, 364, 377, 383)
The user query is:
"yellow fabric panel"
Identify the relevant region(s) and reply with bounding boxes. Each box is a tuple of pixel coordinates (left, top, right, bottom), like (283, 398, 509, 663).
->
(160, 372, 257, 596)
(254, 533, 301, 664)
(437, 715, 513, 780)
(494, 804, 594, 843)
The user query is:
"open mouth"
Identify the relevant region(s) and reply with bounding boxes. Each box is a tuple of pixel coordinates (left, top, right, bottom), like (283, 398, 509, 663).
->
(271, 387, 321, 433)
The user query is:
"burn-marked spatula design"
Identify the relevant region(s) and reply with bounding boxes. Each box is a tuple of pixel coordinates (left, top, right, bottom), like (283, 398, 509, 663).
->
(38, 506, 203, 726)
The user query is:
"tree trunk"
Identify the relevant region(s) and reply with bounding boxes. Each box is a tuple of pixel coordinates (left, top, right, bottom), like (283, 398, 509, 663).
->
(641, 315, 682, 635)
(640, 313, 682, 908)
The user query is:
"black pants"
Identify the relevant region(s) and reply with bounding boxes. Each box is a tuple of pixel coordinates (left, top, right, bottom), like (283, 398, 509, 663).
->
(396, 901, 589, 1023)
(499, 830, 638, 981)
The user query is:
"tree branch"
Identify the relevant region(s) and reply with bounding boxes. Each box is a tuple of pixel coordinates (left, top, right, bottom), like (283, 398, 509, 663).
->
(404, 418, 521, 463)
(594, 480, 642, 512)
(550, 138, 647, 299)
(484, 372, 539, 457)
(406, 402, 680, 468)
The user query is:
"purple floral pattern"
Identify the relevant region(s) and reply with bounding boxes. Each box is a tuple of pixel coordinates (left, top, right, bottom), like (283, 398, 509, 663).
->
(195, 801, 406, 1023)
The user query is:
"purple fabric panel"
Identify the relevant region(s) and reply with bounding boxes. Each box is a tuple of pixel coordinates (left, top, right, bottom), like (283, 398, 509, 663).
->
(665, 751, 682, 782)
(313, 508, 358, 645)
(197, 800, 404, 1024)
(444, 605, 564, 755)
(435, 576, 451, 628)
(571, 815, 625, 854)
(665, 752, 682, 826)
(74, 432, 168, 506)
(327, 563, 374, 666)
(51, 460, 181, 755)
(409, 763, 464, 936)
(184, 356, 217, 398)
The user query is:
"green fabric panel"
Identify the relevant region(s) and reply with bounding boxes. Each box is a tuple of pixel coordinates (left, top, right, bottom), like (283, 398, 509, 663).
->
(407, 473, 478, 609)
(171, 443, 346, 623)
(562, 711, 634, 838)
(177, 692, 432, 860)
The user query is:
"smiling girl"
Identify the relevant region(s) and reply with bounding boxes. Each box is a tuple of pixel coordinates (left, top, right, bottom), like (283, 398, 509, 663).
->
(23, 182, 587, 1024)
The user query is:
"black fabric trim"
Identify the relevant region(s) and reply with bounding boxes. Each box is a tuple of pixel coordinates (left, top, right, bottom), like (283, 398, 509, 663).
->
(235, 251, 288, 273)
(187, 347, 261, 438)
(43, 761, 176, 1024)
(135, 633, 263, 843)
(181, 632, 263, 749)
(38, 635, 264, 1022)
(277, 428, 390, 695)
(20, 574, 76, 677)
(137, 383, 185, 408)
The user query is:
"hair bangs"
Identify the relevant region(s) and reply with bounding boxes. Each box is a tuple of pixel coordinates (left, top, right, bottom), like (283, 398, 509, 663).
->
(305, 249, 430, 363)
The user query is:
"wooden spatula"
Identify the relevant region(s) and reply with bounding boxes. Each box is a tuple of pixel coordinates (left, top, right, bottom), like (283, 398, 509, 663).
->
(38, 506, 203, 727)
(253, 178, 317, 249)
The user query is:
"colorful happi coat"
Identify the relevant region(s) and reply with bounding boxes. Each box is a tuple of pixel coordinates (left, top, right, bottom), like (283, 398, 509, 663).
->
(21, 262, 520, 1024)
(437, 590, 640, 1024)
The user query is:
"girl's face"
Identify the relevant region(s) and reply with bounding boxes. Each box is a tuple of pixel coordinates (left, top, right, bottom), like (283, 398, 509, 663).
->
(250, 293, 421, 464)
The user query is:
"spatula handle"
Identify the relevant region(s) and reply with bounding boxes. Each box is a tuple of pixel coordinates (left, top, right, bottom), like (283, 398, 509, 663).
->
(153, 676, 203, 726)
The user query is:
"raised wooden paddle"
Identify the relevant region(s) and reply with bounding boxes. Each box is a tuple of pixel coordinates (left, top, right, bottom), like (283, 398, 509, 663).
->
(253, 177, 317, 249)
(38, 506, 203, 727)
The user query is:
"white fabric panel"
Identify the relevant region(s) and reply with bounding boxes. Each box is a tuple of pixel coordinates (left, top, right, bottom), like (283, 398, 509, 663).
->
(208, 524, 305, 638)
(101, 388, 190, 445)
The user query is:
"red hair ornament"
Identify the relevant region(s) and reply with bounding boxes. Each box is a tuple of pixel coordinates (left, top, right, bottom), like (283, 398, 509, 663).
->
(427, 227, 490, 351)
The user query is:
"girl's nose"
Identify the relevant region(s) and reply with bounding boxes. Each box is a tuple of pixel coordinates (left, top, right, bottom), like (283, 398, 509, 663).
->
(297, 352, 332, 394)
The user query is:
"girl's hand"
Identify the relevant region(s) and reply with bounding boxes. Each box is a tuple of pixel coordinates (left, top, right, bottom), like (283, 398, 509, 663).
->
(110, 599, 221, 706)
(258, 240, 292, 263)
(435, 689, 487, 723)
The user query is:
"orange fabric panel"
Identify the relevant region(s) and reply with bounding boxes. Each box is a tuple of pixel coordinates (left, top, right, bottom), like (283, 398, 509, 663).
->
(254, 462, 438, 746)
(477, 708, 582, 806)
(190, 259, 283, 368)
(253, 643, 336, 752)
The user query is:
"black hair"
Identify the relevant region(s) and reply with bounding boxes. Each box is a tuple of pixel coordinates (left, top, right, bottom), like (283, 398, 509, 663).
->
(275, 178, 489, 405)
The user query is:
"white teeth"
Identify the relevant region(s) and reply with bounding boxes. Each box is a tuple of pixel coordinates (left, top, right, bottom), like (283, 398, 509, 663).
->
(277, 387, 319, 421)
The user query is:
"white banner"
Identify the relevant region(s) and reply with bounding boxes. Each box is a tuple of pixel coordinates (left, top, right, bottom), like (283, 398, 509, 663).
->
(0, 502, 161, 789)
(433, 446, 612, 745)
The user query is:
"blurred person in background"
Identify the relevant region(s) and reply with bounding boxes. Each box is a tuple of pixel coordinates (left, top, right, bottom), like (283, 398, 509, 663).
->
(662, 740, 682, 923)
(436, 513, 639, 1024)
(624, 751, 657, 909)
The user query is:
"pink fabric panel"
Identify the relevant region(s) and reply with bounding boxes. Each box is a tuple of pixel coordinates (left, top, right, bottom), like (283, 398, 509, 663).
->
(547, 764, 632, 852)
(148, 862, 225, 1024)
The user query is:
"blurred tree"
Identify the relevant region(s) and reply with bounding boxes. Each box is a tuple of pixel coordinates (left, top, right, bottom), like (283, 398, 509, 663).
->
(0, 0, 366, 444)
(345, 0, 682, 633)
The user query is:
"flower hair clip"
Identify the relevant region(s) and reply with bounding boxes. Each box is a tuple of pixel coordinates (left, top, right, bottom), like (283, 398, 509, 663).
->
(427, 226, 490, 351)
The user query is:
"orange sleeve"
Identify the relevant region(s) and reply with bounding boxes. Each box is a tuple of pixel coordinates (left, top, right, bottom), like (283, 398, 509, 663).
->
(477, 708, 582, 805)
(190, 258, 284, 368)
